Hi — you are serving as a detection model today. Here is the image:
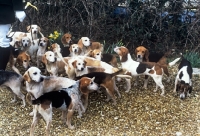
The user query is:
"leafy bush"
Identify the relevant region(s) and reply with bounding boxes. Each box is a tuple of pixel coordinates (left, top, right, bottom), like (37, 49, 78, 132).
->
(184, 51, 200, 68)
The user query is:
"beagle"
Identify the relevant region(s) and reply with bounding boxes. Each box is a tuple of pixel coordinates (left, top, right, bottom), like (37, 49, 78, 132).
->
(134, 45, 174, 87)
(60, 33, 73, 57)
(88, 49, 118, 67)
(135, 45, 166, 62)
(114, 46, 181, 95)
(9, 47, 31, 74)
(9, 25, 44, 46)
(64, 56, 119, 79)
(42, 51, 69, 76)
(0, 70, 26, 107)
(23, 66, 76, 99)
(16, 33, 39, 60)
(69, 44, 83, 57)
(27, 77, 98, 136)
(75, 69, 126, 108)
(37, 37, 50, 68)
(173, 55, 193, 99)
(77, 37, 104, 54)
(61, 33, 72, 47)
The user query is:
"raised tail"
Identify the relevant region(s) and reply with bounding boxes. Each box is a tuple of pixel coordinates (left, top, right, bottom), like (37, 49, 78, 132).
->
(168, 57, 181, 67)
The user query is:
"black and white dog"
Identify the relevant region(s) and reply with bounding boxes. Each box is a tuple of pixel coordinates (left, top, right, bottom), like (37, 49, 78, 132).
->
(173, 54, 193, 99)
(0, 70, 25, 107)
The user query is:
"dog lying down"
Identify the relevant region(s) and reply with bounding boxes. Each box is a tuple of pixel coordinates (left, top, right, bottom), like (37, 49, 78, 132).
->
(75, 69, 132, 109)
(0, 70, 25, 107)
(26, 77, 98, 136)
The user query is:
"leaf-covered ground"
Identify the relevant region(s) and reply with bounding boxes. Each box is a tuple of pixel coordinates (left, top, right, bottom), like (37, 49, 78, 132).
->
(0, 65, 200, 136)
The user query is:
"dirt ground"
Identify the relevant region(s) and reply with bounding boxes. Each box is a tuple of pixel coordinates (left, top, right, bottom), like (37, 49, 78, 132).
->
(0, 65, 200, 136)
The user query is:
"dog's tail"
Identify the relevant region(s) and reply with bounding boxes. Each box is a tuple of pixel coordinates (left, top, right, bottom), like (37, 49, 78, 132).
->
(111, 69, 132, 79)
(168, 57, 181, 67)
(26, 92, 41, 105)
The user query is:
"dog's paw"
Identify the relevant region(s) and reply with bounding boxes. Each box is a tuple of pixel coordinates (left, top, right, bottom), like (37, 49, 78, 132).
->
(10, 99, 16, 103)
(68, 125, 75, 130)
(29, 111, 34, 116)
(153, 89, 157, 92)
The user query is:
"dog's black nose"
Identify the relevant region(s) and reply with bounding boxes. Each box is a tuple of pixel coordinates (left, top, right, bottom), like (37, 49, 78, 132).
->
(138, 55, 141, 58)
(40, 77, 44, 82)
(33, 31, 37, 34)
(40, 43, 43, 46)
(74, 49, 77, 52)
(81, 68, 84, 71)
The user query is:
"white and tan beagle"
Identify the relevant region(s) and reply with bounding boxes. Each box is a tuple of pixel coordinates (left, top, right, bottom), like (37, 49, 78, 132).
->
(77, 37, 104, 54)
(42, 51, 69, 76)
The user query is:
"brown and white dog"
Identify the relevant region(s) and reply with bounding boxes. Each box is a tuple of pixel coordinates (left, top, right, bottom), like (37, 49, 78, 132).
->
(134, 45, 175, 87)
(37, 37, 50, 67)
(69, 44, 83, 57)
(61, 33, 72, 47)
(88, 49, 118, 67)
(64, 56, 120, 80)
(9, 48, 31, 75)
(114, 46, 181, 95)
(26, 77, 98, 136)
(9, 25, 44, 46)
(75, 69, 126, 109)
(42, 51, 69, 76)
(77, 37, 104, 54)
(72, 58, 132, 98)
(23, 66, 76, 99)
(173, 54, 193, 99)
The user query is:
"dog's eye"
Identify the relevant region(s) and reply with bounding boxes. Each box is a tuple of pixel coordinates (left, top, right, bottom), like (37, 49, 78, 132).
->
(23, 40, 25, 42)
(97, 53, 100, 55)
(31, 27, 34, 29)
(78, 63, 80, 65)
(50, 55, 52, 56)
(33, 72, 37, 75)
(43, 40, 46, 42)
(85, 40, 87, 42)
(142, 51, 145, 53)
(90, 82, 93, 85)
(24, 60, 27, 62)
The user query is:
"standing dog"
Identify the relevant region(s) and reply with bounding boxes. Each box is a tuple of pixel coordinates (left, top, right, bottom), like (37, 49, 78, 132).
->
(27, 77, 98, 136)
(114, 46, 180, 95)
(173, 54, 193, 99)
(37, 37, 50, 68)
(75, 69, 130, 108)
(23, 67, 76, 99)
(0, 70, 25, 107)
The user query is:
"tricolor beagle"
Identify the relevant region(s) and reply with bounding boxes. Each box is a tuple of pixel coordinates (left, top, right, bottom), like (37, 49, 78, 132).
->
(114, 46, 180, 95)
(173, 54, 193, 99)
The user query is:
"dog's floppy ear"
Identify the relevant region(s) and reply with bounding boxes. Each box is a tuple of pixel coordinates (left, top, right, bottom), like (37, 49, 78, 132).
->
(27, 25, 31, 33)
(78, 47, 82, 55)
(72, 60, 77, 68)
(144, 49, 149, 62)
(84, 60, 87, 66)
(69, 44, 72, 52)
(23, 71, 31, 83)
(42, 54, 47, 64)
(61, 35, 67, 45)
(46, 38, 50, 47)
